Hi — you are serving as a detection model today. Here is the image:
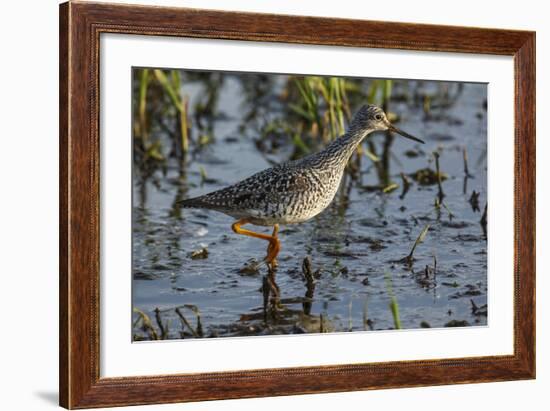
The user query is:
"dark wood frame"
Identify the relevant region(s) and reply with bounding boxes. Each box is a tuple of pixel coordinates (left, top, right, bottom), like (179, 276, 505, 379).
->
(59, 1, 536, 408)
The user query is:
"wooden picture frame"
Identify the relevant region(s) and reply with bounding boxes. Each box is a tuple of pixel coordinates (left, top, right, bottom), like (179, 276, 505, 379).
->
(59, 1, 535, 408)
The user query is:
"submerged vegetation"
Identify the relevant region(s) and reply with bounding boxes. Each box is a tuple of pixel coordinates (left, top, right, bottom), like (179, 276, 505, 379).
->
(132, 68, 488, 340)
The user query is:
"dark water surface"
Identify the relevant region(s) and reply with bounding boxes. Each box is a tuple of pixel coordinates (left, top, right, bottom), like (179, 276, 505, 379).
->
(132, 73, 487, 340)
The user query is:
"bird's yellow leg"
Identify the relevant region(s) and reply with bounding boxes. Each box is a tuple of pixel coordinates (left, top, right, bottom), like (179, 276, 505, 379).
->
(231, 219, 281, 266)
(267, 224, 280, 268)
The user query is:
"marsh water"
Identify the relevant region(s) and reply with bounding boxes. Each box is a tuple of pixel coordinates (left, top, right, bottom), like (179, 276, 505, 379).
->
(132, 71, 487, 340)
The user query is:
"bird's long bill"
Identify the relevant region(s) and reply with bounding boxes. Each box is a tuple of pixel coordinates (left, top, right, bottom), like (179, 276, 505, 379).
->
(388, 124, 425, 144)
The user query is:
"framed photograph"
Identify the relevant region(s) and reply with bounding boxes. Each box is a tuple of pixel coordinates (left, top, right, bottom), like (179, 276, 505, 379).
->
(59, 1, 535, 408)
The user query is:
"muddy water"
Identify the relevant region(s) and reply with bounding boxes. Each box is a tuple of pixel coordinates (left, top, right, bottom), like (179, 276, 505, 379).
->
(132, 74, 487, 339)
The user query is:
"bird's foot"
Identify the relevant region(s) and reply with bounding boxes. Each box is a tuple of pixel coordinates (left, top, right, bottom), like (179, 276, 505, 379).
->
(264, 239, 281, 269)
(262, 256, 278, 270)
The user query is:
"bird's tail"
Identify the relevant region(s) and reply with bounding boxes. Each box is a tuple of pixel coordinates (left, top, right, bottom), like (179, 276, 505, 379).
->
(176, 197, 205, 208)
(176, 196, 219, 210)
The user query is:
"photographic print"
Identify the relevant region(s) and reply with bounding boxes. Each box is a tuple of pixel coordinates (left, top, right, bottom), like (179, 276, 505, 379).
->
(131, 68, 488, 341)
(60, 4, 535, 406)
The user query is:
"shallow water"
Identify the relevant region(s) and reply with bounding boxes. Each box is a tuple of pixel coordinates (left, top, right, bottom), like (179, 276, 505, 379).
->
(132, 73, 487, 340)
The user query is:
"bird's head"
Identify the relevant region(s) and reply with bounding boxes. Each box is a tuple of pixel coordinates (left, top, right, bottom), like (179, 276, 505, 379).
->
(350, 104, 424, 144)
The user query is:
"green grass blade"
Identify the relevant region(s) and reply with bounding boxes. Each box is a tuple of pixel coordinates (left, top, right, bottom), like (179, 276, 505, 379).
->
(363, 148, 380, 162)
(292, 133, 311, 154)
(367, 80, 381, 104)
(408, 224, 430, 260)
(288, 102, 315, 121)
(384, 272, 402, 330)
(383, 79, 393, 105)
(153, 69, 182, 111)
(138, 69, 150, 140)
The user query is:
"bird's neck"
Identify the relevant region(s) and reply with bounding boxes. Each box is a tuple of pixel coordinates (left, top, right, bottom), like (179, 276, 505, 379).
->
(318, 127, 373, 168)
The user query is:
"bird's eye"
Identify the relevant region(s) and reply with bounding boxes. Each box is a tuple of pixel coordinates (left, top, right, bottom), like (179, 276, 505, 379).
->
(375, 114, 383, 121)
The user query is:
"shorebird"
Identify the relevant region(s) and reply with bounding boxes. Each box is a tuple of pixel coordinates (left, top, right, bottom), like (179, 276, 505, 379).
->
(180, 104, 423, 267)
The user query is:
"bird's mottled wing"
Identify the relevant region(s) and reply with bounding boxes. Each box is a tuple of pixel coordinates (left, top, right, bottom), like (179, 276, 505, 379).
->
(182, 164, 309, 211)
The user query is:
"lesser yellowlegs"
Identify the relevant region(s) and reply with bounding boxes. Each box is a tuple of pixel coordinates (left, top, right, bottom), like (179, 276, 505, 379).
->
(180, 104, 424, 266)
